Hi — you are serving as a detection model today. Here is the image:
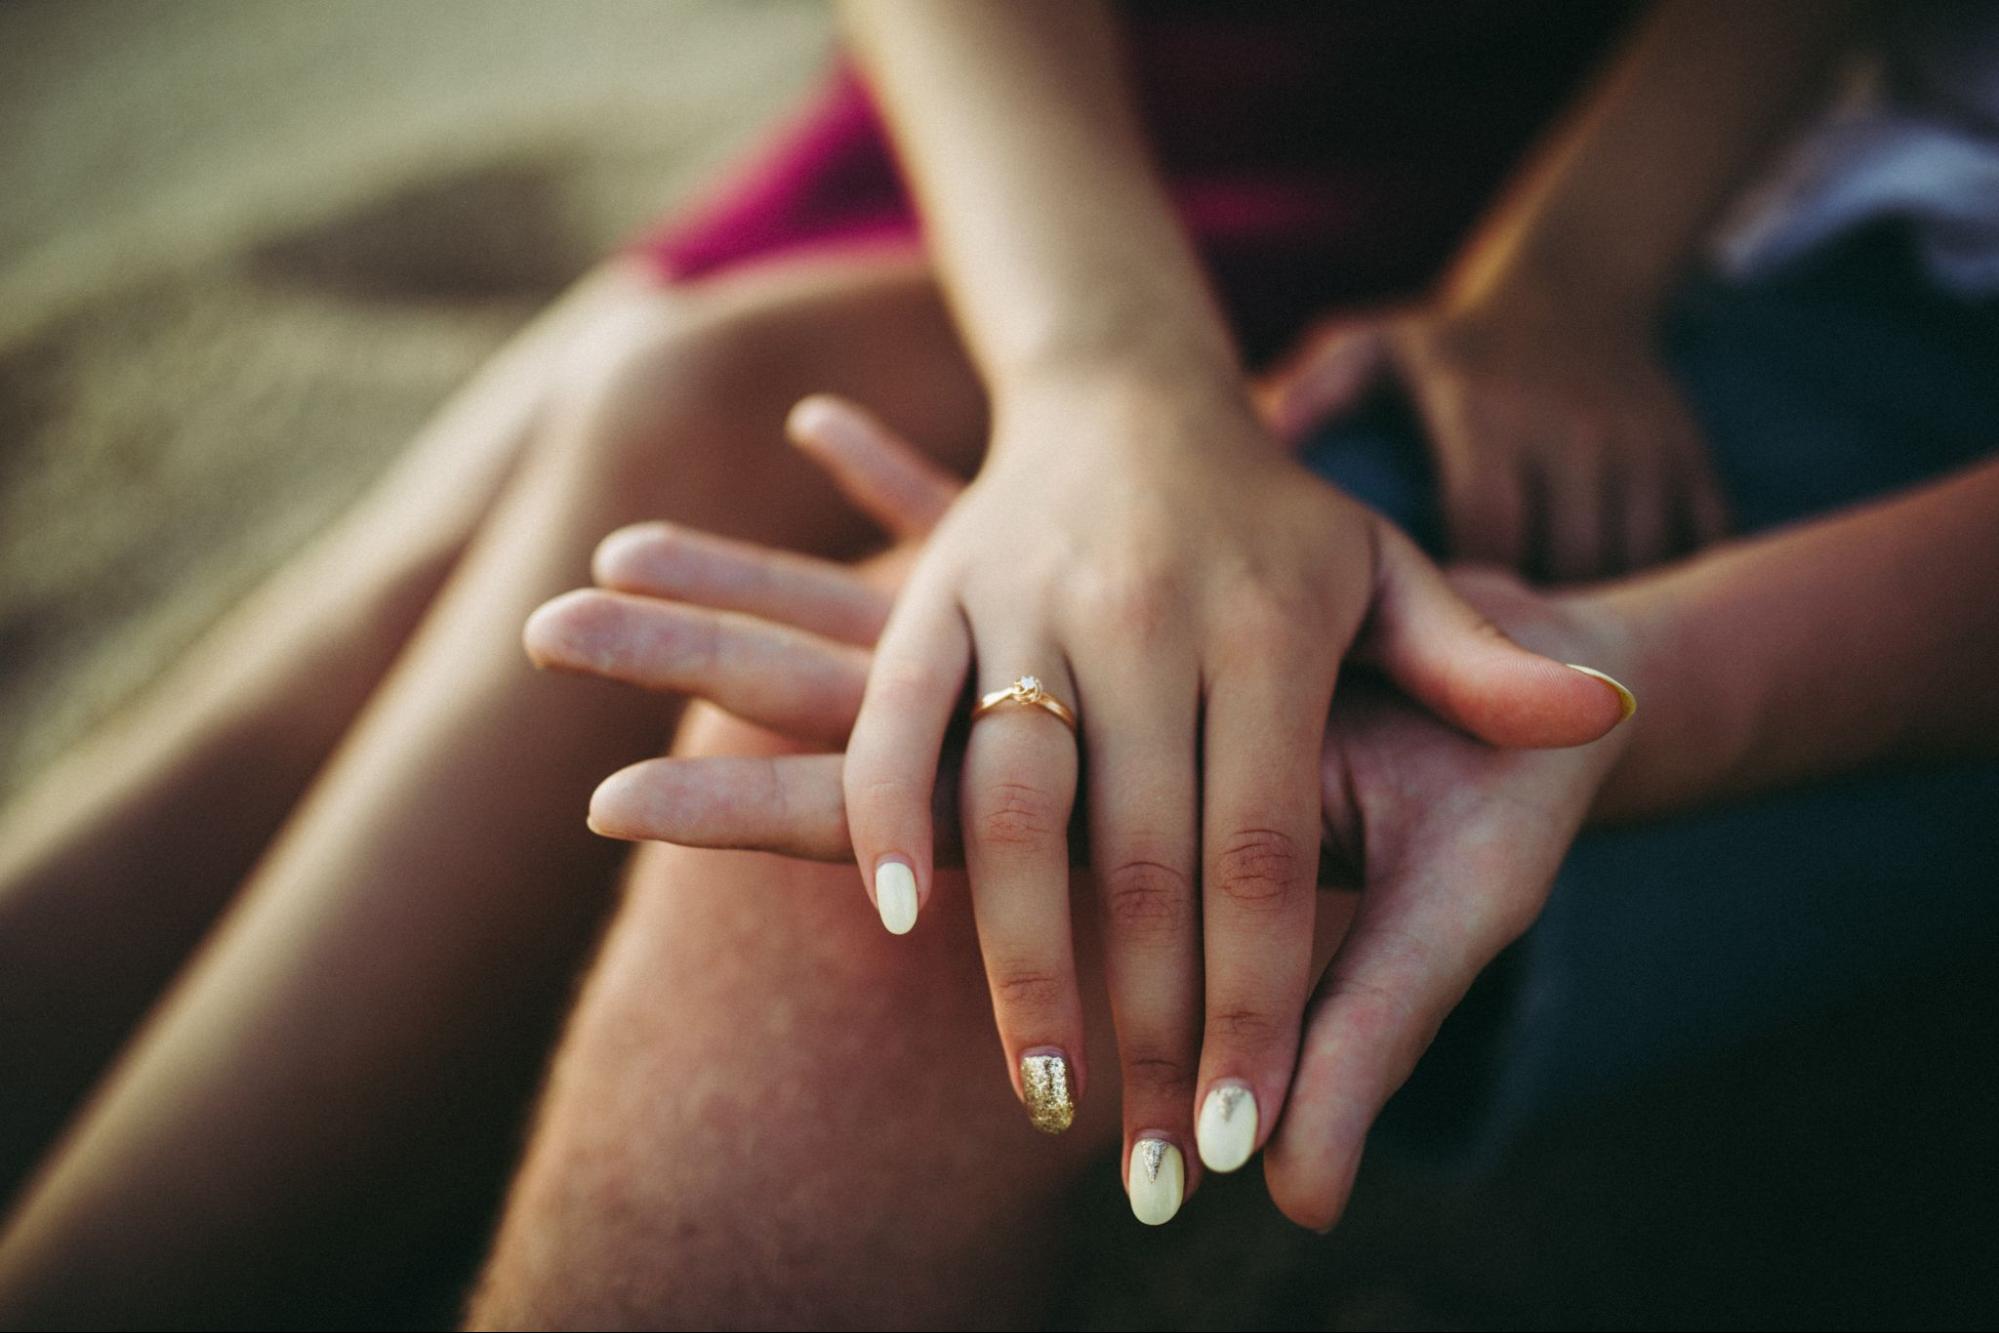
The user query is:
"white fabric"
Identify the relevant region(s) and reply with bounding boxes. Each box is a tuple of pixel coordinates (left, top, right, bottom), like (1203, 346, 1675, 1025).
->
(1713, 2, 1999, 295)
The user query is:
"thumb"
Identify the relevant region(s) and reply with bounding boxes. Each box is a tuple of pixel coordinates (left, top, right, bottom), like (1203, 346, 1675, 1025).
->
(786, 394, 965, 538)
(1357, 528, 1635, 749)
(1256, 319, 1392, 444)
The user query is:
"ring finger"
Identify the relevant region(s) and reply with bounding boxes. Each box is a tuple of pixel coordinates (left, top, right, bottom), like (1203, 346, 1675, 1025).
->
(960, 635, 1087, 1137)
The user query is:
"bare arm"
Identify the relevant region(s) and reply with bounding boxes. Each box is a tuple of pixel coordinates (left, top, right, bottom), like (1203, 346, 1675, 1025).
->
(1448, 0, 1863, 321)
(1592, 456, 1999, 818)
(840, 0, 1239, 400)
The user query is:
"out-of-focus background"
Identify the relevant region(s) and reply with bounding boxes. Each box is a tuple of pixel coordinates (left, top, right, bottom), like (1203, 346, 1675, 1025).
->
(0, 0, 829, 800)
(6, 5, 1997, 1329)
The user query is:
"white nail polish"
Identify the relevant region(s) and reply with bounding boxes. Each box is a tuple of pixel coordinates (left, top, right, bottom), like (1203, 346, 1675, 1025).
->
(1196, 1084, 1257, 1173)
(1128, 1139, 1185, 1226)
(875, 861, 918, 935)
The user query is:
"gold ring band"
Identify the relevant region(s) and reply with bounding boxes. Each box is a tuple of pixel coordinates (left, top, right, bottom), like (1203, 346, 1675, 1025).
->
(971, 674, 1078, 734)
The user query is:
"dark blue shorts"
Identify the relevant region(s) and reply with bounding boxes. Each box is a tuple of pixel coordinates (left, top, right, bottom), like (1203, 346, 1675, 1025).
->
(1298, 225, 1999, 1168)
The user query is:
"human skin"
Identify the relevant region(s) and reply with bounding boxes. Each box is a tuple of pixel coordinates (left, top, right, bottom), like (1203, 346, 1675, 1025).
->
(517, 398, 1999, 1246)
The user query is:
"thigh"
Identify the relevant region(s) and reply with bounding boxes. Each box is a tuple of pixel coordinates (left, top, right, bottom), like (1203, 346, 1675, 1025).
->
(0, 252, 992, 1329)
(472, 706, 1125, 1331)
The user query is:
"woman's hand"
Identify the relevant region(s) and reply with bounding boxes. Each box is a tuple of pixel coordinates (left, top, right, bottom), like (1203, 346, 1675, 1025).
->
(1259, 291, 1730, 581)
(831, 377, 1628, 1174)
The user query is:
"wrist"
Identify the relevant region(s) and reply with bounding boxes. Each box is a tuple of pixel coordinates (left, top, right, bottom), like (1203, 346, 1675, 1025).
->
(1440, 230, 1663, 341)
(987, 354, 1262, 461)
(993, 339, 1246, 411)
(1562, 577, 1756, 823)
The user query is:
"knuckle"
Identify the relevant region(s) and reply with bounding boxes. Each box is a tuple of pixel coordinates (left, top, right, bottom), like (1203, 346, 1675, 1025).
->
(1321, 971, 1410, 1039)
(1073, 567, 1181, 642)
(1316, 962, 1441, 1071)
(988, 963, 1066, 1013)
(847, 771, 927, 821)
(1099, 858, 1194, 936)
(1212, 827, 1307, 909)
(1225, 588, 1305, 645)
(1207, 1004, 1285, 1048)
(868, 659, 953, 711)
(970, 780, 1064, 850)
(1122, 1048, 1197, 1099)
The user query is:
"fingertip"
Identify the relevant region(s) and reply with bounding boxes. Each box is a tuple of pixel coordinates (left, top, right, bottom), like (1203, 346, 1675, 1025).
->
(1268, 1167, 1352, 1235)
(590, 521, 670, 588)
(586, 766, 644, 841)
(1565, 663, 1636, 724)
(1458, 649, 1631, 748)
(785, 392, 854, 452)
(521, 588, 600, 668)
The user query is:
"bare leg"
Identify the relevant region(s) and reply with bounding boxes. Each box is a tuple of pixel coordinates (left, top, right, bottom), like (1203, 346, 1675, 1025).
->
(471, 704, 1128, 1332)
(0, 267, 641, 1192)
(0, 251, 984, 1326)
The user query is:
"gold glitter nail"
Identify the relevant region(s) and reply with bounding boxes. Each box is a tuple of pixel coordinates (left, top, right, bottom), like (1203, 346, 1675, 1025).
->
(1019, 1052, 1075, 1134)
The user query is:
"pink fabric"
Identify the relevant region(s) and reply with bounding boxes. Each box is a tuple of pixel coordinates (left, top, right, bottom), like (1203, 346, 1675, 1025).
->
(637, 2, 1637, 357)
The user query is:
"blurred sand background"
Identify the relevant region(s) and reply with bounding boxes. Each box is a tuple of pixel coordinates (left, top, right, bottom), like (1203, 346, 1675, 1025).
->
(0, 0, 829, 799)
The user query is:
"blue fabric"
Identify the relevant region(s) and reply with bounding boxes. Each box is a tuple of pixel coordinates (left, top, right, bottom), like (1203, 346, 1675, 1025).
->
(1296, 225, 1999, 1169)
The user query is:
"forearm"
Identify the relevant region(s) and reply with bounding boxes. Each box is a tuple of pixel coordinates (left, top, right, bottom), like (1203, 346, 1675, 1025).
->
(840, 0, 1241, 409)
(1586, 457, 1999, 820)
(1447, 0, 1859, 323)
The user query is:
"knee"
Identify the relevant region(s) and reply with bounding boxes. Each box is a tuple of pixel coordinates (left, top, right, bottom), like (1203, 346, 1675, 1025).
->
(544, 282, 782, 462)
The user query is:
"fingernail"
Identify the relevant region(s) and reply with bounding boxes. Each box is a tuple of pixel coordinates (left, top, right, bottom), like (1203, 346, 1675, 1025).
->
(1128, 1138, 1185, 1226)
(1196, 1083, 1257, 1173)
(874, 860, 918, 935)
(1565, 664, 1636, 722)
(1019, 1051, 1076, 1135)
